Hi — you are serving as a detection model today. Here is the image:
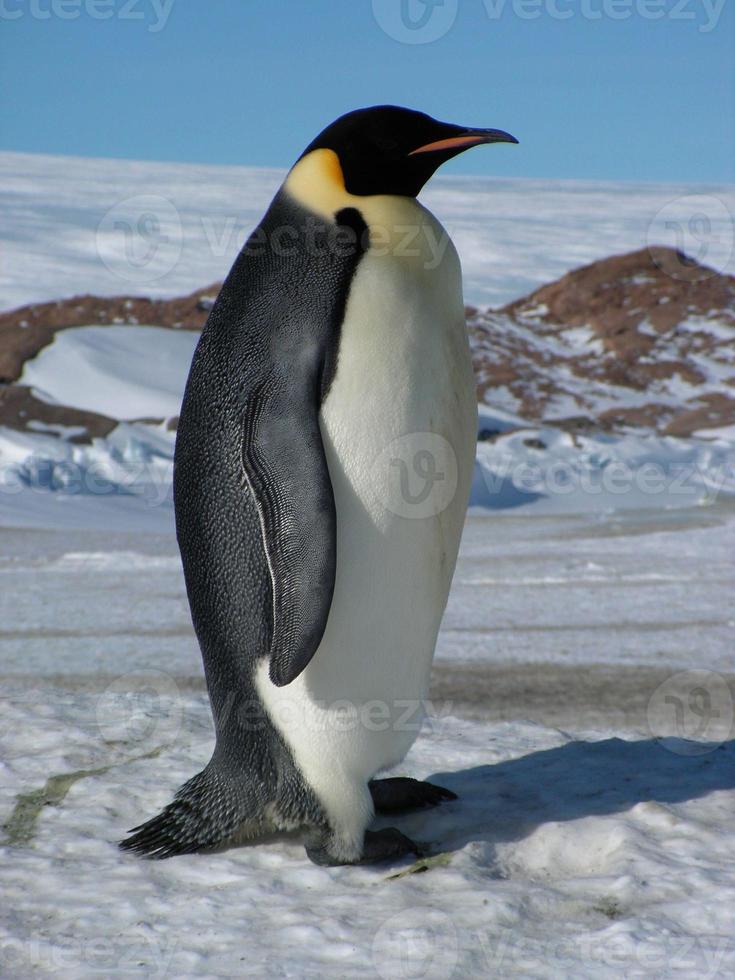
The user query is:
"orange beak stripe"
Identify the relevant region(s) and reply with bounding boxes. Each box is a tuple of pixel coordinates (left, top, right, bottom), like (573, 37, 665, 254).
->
(408, 135, 488, 156)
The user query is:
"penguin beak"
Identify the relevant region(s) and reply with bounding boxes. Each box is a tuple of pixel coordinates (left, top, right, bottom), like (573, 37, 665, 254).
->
(408, 129, 519, 156)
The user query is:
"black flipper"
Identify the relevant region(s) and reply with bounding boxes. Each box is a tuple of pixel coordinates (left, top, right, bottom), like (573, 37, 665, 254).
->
(241, 380, 336, 688)
(239, 204, 369, 687)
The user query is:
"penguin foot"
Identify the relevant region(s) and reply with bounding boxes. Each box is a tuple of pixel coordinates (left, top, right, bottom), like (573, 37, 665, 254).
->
(305, 827, 423, 867)
(361, 828, 424, 864)
(369, 777, 457, 814)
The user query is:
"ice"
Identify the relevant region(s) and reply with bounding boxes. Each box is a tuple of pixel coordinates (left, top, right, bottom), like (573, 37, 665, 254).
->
(2, 150, 734, 312)
(1, 499, 734, 979)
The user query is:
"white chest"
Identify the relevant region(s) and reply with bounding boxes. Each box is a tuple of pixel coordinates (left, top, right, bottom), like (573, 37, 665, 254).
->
(320, 200, 476, 548)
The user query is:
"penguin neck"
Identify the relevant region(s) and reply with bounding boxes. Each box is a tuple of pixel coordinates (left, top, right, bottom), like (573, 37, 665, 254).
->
(283, 148, 424, 230)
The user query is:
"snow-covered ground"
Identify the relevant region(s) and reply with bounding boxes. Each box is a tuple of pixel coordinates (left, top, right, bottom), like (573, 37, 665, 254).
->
(2, 509, 735, 977)
(3, 698, 735, 978)
(1, 152, 735, 978)
(2, 508, 733, 680)
(2, 150, 734, 311)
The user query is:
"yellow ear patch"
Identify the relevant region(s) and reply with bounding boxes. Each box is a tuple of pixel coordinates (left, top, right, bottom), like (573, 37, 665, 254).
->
(284, 149, 350, 220)
(318, 148, 347, 189)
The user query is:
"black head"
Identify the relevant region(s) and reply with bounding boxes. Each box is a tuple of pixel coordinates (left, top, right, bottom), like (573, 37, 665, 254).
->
(300, 105, 518, 198)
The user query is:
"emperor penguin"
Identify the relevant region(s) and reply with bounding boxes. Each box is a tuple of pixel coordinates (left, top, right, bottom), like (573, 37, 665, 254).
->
(121, 106, 518, 866)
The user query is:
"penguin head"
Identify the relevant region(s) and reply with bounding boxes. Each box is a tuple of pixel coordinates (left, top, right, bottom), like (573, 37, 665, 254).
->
(299, 105, 518, 198)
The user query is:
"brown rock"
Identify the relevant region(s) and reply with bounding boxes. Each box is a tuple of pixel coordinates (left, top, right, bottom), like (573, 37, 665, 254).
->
(0, 386, 117, 443)
(471, 247, 735, 437)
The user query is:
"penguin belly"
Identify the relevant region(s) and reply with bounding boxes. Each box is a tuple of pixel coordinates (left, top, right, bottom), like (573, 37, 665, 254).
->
(256, 203, 477, 859)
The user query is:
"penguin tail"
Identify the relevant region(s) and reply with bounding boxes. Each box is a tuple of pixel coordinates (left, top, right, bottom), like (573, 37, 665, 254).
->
(119, 765, 254, 859)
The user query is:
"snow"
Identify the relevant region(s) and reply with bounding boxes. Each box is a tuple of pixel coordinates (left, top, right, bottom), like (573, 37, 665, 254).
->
(1, 510, 732, 680)
(677, 318, 735, 342)
(439, 510, 735, 671)
(2, 152, 735, 977)
(471, 419, 735, 515)
(20, 325, 199, 422)
(3, 678, 735, 976)
(2, 150, 734, 311)
(560, 325, 605, 356)
(2, 486, 735, 980)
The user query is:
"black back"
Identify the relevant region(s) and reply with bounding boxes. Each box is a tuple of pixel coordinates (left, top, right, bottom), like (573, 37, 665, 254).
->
(174, 192, 368, 761)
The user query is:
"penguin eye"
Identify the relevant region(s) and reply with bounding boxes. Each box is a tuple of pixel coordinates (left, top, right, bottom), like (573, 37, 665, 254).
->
(375, 137, 399, 154)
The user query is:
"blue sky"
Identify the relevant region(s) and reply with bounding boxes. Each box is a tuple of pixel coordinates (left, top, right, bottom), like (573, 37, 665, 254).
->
(1, 0, 733, 182)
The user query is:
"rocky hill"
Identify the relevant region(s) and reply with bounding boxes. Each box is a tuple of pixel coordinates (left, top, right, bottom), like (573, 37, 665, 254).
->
(469, 247, 735, 439)
(1, 247, 733, 445)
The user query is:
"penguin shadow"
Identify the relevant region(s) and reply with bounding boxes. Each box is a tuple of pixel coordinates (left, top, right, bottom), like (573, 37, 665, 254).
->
(373, 737, 735, 861)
